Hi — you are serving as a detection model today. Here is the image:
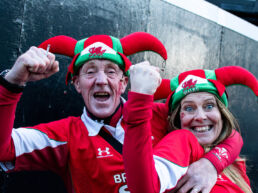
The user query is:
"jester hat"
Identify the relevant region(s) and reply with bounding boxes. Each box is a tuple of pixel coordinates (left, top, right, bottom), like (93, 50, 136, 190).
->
(38, 32, 167, 84)
(154, 66, 258, 109)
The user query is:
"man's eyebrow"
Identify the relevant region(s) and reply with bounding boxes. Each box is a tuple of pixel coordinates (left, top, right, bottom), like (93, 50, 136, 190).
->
(106, 62, 118, 67)
(106, 65, 120, 71)
(84, 63, 96, 68)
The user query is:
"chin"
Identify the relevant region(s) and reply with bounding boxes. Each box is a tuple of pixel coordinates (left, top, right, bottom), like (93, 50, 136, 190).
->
(93, 109, 114, 118)
(198, 139, 213, 146)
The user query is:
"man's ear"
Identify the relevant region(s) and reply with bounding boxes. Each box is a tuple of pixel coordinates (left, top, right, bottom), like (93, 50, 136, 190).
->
(73, 76, 81, 93)
(121, 76, 129, 93)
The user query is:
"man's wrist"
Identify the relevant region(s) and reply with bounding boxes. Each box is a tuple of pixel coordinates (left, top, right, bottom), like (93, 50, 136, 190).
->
(203, 155, 220, 174)
(0, 69, 25, 93)
(0, 69, 11, 77)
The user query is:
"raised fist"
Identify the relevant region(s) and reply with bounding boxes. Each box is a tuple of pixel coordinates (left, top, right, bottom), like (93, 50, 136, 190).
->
(129, 61, 161, 95)
(5, 46, 59, 86)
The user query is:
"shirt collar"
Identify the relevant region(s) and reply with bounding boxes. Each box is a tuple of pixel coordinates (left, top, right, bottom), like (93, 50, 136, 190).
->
(80, 97, 126, 144)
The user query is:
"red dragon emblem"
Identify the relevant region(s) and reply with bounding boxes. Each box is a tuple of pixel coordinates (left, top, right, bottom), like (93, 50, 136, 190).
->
(89, 46, 106, 56)
(182, 79, 197, 91)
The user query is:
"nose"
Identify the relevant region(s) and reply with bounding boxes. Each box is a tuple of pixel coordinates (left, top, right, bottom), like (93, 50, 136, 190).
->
(194, 108, 207, 122)
(95, 71, 108, 85)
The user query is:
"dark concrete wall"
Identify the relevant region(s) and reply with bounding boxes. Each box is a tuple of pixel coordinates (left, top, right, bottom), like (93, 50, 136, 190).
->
(0, 0, 257, 192)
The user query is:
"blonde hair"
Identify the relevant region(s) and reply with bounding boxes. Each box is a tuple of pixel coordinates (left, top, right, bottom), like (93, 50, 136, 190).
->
(168, 95, 252, 193)
(223, 159, 252, 193)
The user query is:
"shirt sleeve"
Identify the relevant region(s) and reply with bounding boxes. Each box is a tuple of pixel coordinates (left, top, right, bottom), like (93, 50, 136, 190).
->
(1, 119, 70, 174)
(151, 102, 169, 146)
(0, 84, 21, 161)
(0, 84, 69, 174)
(203, 130, 243, 173)
(123, 91, 160, 193)
(153, 129, 204, 192)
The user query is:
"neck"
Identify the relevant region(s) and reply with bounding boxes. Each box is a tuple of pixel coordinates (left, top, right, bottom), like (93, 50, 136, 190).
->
(86, 101, 123, 127)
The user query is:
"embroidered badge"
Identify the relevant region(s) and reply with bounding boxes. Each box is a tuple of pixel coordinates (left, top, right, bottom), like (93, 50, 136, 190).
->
(182, 79, 197, 92)
(213, 147, 229, 161)
(89, 46, 106, 56)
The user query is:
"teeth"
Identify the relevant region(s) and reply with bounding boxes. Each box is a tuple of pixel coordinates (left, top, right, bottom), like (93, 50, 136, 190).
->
(194, 126, 210, 132)
(95, 92, 109, 96)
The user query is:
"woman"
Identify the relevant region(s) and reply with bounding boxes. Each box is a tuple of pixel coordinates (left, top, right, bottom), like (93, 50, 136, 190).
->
(123, 63, 257, 193)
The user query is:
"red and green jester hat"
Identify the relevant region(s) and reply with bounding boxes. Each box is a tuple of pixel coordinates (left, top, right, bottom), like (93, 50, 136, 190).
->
(154, 66, 258, 109)
(38, 32, 167, 84)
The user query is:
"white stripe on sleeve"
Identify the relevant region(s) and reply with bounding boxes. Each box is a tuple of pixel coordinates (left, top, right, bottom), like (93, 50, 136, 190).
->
(154, 155, 188, 193)
(12, 128, 67, 157)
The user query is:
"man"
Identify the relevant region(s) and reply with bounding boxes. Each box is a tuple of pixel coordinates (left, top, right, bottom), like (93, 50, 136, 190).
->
(0, 32, 168, 193)
(0, 32, 241, 193)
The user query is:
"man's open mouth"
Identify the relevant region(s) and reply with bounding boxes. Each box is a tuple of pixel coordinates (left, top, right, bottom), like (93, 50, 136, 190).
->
(94, 92, 110, 101)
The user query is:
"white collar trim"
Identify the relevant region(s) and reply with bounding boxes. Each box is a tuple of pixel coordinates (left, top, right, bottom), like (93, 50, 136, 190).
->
(80, 98, 126, 144)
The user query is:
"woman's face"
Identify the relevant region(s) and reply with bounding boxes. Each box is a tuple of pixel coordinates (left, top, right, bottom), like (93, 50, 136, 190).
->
(180, 92, 223, 146)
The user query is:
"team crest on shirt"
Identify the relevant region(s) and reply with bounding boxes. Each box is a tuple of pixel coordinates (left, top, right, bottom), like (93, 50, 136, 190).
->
(213, 147, 229, 161)
(96, 147, 114, 158)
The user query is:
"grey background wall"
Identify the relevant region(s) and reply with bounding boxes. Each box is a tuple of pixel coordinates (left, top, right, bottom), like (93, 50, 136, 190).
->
(0, 0, 257, 192)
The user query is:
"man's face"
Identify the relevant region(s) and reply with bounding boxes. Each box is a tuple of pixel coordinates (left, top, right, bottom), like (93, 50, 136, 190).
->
(73, 59, 128, 118)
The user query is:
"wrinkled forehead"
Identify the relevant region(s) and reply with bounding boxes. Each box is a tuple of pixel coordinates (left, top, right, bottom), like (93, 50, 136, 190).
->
(80, 59, 122, 71)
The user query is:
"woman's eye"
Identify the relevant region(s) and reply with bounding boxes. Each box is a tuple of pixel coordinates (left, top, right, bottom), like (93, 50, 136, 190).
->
(184, 106, 194, 112)
(205, 104, 214, 110)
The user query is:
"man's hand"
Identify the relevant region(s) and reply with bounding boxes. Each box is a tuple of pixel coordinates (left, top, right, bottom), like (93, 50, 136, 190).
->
(5, 46, 59, 86)
(174, 158, 217, 193)
(129, 61, 161, 95)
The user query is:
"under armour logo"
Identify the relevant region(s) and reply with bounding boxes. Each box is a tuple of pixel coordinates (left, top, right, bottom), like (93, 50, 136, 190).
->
(217, 174, 227, 182)
(98, 147, 110, 156)
(97, 147, 113, 158)
(89, 46, 106, 56)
